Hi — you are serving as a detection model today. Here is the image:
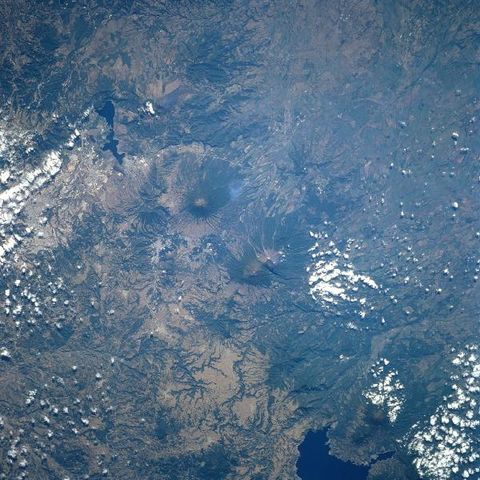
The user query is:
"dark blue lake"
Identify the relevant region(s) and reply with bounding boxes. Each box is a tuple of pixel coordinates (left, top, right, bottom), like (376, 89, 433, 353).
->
(97, 100, 125, 164)
(296, 430, 369, 480)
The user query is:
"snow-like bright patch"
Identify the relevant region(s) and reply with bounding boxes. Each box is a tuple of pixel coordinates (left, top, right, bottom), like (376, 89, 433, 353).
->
(364, 358, 405, 423)
(307, 232, 379, 316)
(0, 151, 62, 263)
(407, 345, 480, 480)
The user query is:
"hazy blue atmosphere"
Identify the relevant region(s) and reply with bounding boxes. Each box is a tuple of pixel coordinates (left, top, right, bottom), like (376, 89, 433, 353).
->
(0, 1, 478, 479)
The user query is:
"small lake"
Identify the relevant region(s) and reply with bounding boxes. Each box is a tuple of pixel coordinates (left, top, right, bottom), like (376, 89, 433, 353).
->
(296, 430, 369, 480)
(97, 100, 125, 164)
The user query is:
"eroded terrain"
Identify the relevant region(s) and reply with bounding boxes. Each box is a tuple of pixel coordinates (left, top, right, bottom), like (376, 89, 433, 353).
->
(0, 1, 479, 479)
